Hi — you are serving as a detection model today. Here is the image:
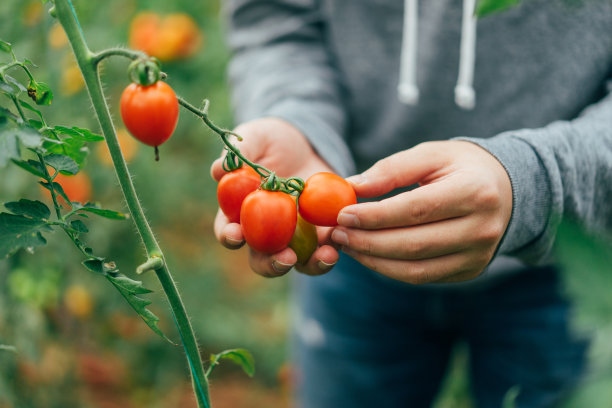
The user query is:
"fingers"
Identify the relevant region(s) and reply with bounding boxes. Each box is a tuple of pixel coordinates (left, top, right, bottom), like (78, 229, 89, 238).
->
(214, 210, 245, 249)
(342, 248, 491, 284)
(294, 245, 339, 276)
(347, 142, 449, 198)
(339, 175, 480, 229)
(331, 215, 496, 260)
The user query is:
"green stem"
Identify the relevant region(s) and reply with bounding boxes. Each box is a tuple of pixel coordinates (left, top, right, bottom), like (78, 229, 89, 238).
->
(53, 1, 210, 407)
(92, 48, 147, 67)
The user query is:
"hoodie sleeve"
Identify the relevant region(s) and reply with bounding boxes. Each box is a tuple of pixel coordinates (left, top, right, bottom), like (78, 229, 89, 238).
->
(458, 81, 612, 264)
(224, 0, 355, 177)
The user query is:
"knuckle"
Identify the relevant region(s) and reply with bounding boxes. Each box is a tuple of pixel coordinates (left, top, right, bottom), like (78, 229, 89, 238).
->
(408, 202, 429, 224)
(403, 264, 432, 285)
(474, 183, 501, 209)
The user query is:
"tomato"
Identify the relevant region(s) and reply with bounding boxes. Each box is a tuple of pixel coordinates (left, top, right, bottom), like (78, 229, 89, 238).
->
(128, 12, 202, 62)
(289, 215, 318, 264)
(240, 190, 297, 254)
(64, 284, 93, 320)
(120, 81, 179, 149)
(298, 172, 357, 226)
(217, 166, 261, 223)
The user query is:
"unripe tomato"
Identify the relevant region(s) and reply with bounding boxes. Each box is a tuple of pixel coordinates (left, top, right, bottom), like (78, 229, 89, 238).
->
(217, 166, 261, 223)
(289, 215, 317, 264)
(298, 172, 357, 226)
(120, 81, 179, 148)
(241, 190, 297, 254)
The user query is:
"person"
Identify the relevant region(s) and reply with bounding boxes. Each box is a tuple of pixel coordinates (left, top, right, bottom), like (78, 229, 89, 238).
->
(211, 0, 612, 406)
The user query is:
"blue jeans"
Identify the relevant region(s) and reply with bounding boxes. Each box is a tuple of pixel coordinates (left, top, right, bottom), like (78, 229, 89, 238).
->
(292, 254, 588, 408)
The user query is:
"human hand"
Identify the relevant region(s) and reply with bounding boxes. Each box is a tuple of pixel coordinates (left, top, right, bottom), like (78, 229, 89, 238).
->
(210, 117, 339, 277)
(331, 141, 513, 284)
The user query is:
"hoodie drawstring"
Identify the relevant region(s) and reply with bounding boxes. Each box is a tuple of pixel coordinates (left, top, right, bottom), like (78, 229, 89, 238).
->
(455, 0, 477, 110)
(398, 0, 419, 105)
(398, 0, 478, 110)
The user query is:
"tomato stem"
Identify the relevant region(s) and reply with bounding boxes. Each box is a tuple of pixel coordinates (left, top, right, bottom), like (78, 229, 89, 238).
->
(53, 1, 211, 407)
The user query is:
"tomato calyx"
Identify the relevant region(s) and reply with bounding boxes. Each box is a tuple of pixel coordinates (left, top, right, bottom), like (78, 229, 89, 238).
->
(127, 57, 162, 86)
(222, 149, 243, 172)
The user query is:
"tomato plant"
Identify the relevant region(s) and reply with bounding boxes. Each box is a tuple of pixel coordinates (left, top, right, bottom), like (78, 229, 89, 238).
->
(298, 172, 357, 226)
(120, 81, 179, 157)
(289, 214, 317, 264)
(240, 190, 297, 254)
(217, 166, 261, 223)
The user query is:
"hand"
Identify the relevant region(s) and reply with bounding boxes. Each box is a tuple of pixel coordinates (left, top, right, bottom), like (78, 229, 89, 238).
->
(210, 117, 339, 277)
(331, 141, 513, 284)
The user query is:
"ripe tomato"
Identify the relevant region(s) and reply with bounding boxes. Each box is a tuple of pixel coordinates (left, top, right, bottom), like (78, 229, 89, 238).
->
(289, 215, 317, 264)
(217, 166, 261, 223)
(240, 190, 297, 254)
(120, 81, 179, 148)
(298, 172, 357, 226)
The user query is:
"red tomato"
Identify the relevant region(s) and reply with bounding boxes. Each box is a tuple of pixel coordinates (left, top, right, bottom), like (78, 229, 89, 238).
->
(120, 81, 179, 147)
(298, 172, 356, 226)
(240, 190, 297, 254)
(217, 166, 261, 223)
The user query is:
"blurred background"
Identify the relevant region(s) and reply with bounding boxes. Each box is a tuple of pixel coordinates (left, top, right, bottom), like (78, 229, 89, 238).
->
(1, 1, 611, 408)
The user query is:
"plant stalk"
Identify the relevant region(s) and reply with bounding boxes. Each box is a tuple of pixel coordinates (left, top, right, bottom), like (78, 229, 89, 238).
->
(52, 1, 210, 406)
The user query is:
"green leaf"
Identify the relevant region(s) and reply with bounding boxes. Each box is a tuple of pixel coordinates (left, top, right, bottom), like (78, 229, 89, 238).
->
(29, 119, 44, 129)
(43, 136, 88, 167)
(19, 100, 44, 121)
(39, 181, 71, 206)
(70, 219, 89, 233)
(54, 126, 104, 142)
(105, 271, 173, 343)
(0, 80, 14, 95)
(77, 206, 128, 220)
(0, 213, 51, 258)
(208, 349, 255, 378)
(45, 154, 79, 175)
(5, 199, 50, 220)
(475, 0, 522, 17)
(5, 75, 27, 93)
(0, 40, 12, 54)
(502, 385, 520, 408)
(12, 159, 45, 178)
(15, 125, 44, 149)
(82, 259, 104, 274)
(27, 80, 53, 106)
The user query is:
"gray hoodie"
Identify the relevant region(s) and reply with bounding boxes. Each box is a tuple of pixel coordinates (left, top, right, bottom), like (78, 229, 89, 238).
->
(224, 0, 612, 279)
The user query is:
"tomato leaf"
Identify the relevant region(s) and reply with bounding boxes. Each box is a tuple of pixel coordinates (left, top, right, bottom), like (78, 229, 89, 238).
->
(106, 271, 174, 343)
(45, 153, 79, 175)
(39, 181, 71, 207)
(70, 219, 89, 233)
(76, 205, 128, 220)
(43, 136, 88, 167)
(0, 80, 15, 95)
(0, 40, 12, 54)
(475, 0, 522, 18)
(5, 75, 27, 93)
(0, 344, 17, 353)
(19, 100, 44, 121)
(11, 159, 45, 178)
(207, 349, 255, 378)
(54, 126, 103, 142)
(27, 80, 53, 106)
(0, 212, 52, 258)
(4, 199, 50, 220)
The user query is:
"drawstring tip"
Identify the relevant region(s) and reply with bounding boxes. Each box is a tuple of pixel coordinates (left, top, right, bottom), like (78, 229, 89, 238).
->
(454, 84, 476, 110)
(398, 83, 420, 105)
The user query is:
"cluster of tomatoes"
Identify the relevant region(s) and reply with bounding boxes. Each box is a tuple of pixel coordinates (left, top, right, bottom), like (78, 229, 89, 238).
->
(217, 167, 357, 262)
(118, 68, 356, 264)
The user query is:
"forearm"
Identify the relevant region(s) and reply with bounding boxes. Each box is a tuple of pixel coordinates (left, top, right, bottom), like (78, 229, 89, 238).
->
(460, 82, 612, 263)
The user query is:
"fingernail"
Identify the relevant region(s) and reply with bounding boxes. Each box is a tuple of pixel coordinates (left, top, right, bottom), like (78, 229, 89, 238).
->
(272, 260, 293, 274)
(337, 212, 359, 227)
(346, 174, 366, 186)
(331, 229, 349, 246)
(317, 260, 336, 272)
(226, 237, 243, 247)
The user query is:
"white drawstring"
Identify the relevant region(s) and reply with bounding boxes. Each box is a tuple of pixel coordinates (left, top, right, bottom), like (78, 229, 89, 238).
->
(455, 0, 477, 110)
(397, 0, 419, 105)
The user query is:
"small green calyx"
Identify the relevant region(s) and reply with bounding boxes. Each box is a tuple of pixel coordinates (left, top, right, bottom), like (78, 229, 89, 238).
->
(27, 79, 53, 105)
(222, 149, 243, 172)
(128, 58, 162, 86)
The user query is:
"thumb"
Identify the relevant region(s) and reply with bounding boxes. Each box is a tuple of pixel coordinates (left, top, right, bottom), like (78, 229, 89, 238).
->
(210, 121, 269, 182)
(347, 142, 448, 198)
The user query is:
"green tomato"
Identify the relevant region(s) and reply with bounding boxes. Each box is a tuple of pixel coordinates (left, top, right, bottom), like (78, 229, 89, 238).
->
(289, 215, 318, 265)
